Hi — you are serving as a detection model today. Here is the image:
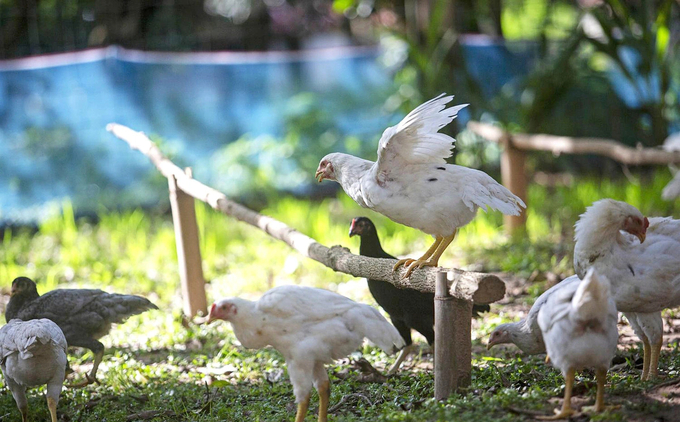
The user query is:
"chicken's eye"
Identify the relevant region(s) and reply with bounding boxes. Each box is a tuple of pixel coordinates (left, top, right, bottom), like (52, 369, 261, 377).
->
(221, 304, 227, 310)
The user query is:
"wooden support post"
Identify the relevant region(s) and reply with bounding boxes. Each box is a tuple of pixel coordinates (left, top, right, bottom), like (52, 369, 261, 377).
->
(500, 133, 528, 235)
(435, 271, 473, 399)
(168, 168, 207, 317)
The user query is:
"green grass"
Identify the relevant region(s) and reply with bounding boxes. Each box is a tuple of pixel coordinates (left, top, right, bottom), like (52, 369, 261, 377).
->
(0, 170, 678, 421)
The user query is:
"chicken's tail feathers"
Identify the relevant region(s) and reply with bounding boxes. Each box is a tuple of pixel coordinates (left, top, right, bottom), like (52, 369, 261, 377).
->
(470, 176, 526, 217)
(355, 305, 406, 353)
(572, 268, 611, 322)
(103, 294, 158, 324)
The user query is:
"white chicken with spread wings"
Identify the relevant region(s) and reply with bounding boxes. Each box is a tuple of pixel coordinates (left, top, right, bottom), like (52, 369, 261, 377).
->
(208, 285, 405, 422)
(0, 318, 67, 422)
(316, 94, 525, 277)
(538, 269, 618, 419)
(574, 198, 680, 380)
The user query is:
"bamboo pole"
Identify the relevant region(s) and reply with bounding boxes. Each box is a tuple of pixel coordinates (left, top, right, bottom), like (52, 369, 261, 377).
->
(107, 123, 507, 304)
(168, 169, 207, 317)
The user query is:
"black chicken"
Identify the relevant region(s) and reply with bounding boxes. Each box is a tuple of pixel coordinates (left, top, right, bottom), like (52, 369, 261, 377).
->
(5, 276, 158, 387)
(349, 217, 489, 374)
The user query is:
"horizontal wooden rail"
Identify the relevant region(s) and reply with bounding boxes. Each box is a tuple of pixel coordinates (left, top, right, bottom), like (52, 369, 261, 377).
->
(468, 121, 680, 165)
(106, 123, 505, 304)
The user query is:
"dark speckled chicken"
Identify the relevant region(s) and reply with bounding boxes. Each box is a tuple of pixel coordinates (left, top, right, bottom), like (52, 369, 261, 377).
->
(5, 276, 158, 387)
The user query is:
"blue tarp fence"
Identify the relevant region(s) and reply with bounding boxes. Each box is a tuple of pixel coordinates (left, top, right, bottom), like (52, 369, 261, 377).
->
(0, 40, 553, 224)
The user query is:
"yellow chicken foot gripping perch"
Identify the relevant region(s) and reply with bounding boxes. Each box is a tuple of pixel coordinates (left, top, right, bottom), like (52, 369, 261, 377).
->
(402, 231, 457, 278)
(538, 368, 576, 420)
(393, 236, 442, 272)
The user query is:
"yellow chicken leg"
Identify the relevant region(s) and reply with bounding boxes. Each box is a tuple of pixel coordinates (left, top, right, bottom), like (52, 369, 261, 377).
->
(647, 337, 663, 380)
(295, 394, 311, 422)
(393, 236, 442, 272)
(317, 379, 330, 422)
(402, 231, 457, 278)
(582, 369, 619, 414)
(47, 397, 58, 422)
(538, 368, 575, 420)
(641, 337, 651, 381)
(20, 404, 28, 422)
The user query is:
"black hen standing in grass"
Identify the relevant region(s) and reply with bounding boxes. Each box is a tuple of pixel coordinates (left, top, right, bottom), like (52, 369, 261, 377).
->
(5, 276, 158, 387)
(349, 217, 489, 374)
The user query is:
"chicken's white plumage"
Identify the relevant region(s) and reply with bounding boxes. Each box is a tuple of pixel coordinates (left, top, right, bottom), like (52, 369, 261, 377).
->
(573, 198, 680, 380)
(316, 94, 525, 276)
(208, 285, 404, 422)
(487, 275, 581, 354)
(537, 269, 618, 418)
(662, 133, 680, 200)
(0, 319, 67, 422)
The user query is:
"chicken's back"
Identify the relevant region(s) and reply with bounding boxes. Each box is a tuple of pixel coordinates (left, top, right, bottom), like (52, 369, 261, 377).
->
(14, 289, 158, 342)
(0, 319, 67, 387)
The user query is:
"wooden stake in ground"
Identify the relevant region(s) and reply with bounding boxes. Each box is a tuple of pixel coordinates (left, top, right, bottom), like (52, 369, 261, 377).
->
(435, 271, 473, 400)
(168, 169, 207, 317)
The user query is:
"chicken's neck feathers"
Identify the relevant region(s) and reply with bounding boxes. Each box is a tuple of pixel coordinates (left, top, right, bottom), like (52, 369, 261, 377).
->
(5, 290, 40, 321)
(359, 233, 393, 259)
(331, 154, 373, 206)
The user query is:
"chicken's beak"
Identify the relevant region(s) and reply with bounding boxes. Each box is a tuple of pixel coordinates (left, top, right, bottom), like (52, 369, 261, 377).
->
(486, 341, 494, 350)
(206, 304, 218, 324)
(636, 231, 646, 244)
(349, 219, 358, 237)
(315, 168, 324, 183)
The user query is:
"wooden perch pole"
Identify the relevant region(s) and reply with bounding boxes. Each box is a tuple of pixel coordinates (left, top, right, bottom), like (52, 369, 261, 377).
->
(468, 121, 680, 165)
(169, 169, 207, 317)
(106, 123, 506, 303)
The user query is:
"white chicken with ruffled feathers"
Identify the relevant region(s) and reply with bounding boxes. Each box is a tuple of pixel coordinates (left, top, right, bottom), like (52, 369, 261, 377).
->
(315, 94, 525, 277)
(574, 198, 680, 380)
(207, 285, 405, 422)
(538, 269, 618, 420)
(0, 318, 67, 422)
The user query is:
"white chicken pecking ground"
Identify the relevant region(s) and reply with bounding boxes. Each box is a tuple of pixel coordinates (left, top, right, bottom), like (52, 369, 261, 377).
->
(537, 269, 618, 420)
(315, 94, 526, 278)
(0, 318, 67, 422)
(207, 285, 405, 422)
(573, 198, 680, 380)
(487, 274, 581, 354)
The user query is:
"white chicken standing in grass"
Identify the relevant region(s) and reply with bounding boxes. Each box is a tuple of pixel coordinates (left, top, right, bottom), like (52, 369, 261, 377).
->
(315, 94, 526, 277)
(207, 285, 405, 422)
(0, 318, 67, 422)
(538, 269, 618, 420)
(573, 198, 680, 380)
